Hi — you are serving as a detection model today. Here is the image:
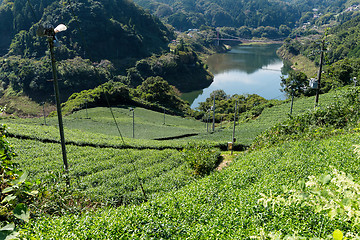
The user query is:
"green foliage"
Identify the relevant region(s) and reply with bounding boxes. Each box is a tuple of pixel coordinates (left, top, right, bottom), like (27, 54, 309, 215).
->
(195, 90, 273, 122)
(280, 70, 311, 97)
(134, 0, 300, 29)
(129, 50, 213, 93)
(136, 76, 189, 113)
(5, 0, 172, 62)
(61, 81, 133, 115)
(0, 56, 114, 102)
(181, 143, 221, 177)
(258, 167, 360, 238)
(19, 131, 360, 238)
(252, 87, 360, 149)
(10, 137, 193, 204)
(62, 80, 189, 116)
(0, 124, 36, 239)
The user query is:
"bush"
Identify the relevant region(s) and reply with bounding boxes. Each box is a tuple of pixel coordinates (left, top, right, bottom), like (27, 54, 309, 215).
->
(181, 143, 221, 177)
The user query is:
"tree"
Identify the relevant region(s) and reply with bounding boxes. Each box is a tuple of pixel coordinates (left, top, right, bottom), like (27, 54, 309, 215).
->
(281, 70, 308, 97)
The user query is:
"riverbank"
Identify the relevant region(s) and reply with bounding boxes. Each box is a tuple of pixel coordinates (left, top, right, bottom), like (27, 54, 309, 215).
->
(277, 46, 318, 77)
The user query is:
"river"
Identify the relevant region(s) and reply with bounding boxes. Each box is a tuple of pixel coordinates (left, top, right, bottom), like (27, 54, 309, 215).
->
(181, 44, 287, 109)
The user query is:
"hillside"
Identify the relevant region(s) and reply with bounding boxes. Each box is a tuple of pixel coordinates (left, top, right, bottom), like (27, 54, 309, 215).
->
(20, 132, 360, 238)
(0, 0, 215, 114)
(2, 85, 360, 238)
(278, 14, 360, 97)
(0, 0, 172, 60)
(133, 0, 300, 30)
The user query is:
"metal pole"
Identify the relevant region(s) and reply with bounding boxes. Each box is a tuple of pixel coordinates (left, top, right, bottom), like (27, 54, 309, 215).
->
(132, 110, 135, 138)
(48, 38, 69, 184)
(290, 93, 294, 115)
(163, 108, 165, 125)
(231, 101, 238, 155)
(315, 39, 325, 108)
(212, 94, 216, 132)
(42, 102, 47, 125)
(207, 112, 209, 132)
(85, 99, 89, 118)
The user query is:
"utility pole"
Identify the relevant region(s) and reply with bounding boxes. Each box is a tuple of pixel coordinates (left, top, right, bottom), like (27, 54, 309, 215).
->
(163, 107, 165, 125)
(231, 101, 238, 155)
(212, 94, 216, 132)
(206, 110, 209, 132)
(290, 90, 294, 115)
(130, 108, 134, 138)
(48, 38, 69, 184)
(85, 99, 89, 119)
(42, 102, 47, 125)
(315, 39, 325, 108)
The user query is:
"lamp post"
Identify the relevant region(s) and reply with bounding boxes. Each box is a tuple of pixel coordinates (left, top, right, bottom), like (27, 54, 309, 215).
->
(353, 77, 357, 87)
(206, 109, 210, 133)
(37, 24, 69, 185)
(129, 107, 134, 138)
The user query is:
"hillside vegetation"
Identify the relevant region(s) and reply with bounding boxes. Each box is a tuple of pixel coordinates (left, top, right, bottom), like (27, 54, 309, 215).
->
(0, 0, 213, 115)
(2, 85, 360, 238)
(15, 98, 360, 238)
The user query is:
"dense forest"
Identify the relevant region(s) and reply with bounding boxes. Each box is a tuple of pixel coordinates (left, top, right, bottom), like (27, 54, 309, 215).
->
(132, 0, 360, 31)
(0, 0, 172, 59)
(0, 0, 215, 114)
(133, 0, 301, 30)
(1, 0, 360, 115)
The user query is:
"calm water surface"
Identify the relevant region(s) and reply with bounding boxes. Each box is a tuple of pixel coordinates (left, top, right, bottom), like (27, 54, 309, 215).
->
(182, 44, 287, 108)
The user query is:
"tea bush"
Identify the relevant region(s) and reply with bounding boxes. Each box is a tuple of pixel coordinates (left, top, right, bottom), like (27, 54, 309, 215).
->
(181, 143, 222, 176)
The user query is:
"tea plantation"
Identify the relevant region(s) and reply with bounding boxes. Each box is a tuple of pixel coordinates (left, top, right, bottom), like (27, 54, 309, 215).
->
(2, 86, 360, 239)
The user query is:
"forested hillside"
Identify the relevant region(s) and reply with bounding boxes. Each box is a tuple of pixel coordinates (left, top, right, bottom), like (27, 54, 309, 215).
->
(0, 0, 172, 60)
(0, 0, 216, 114)
(279, 14, 360, 96)
(133, 0, 301, 29)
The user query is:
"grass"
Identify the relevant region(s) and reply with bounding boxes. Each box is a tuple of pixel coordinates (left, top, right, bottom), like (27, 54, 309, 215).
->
(290, 54, 318, 77)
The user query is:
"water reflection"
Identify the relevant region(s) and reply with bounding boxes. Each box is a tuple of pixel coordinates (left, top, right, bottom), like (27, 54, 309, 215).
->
(182, 44, 287, 109)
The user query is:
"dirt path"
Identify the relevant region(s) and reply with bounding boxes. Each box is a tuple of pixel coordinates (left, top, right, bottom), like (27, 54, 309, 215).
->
(216, 152, 239, 171)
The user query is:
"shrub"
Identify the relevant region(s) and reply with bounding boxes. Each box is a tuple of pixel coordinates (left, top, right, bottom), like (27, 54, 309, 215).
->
(181, 143, 221, 177)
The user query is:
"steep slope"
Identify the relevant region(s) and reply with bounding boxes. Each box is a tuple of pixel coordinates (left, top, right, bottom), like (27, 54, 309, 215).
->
(0, 0, 172, 61)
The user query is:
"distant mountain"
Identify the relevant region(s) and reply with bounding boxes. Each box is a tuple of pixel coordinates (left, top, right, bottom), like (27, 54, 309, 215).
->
(0, 0, 173, 61)
(133, 0, 301, 29)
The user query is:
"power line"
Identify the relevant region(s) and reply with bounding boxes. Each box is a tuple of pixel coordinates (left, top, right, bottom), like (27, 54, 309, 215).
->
(26, 0, 39, 23)
(102, 90, 147, 201)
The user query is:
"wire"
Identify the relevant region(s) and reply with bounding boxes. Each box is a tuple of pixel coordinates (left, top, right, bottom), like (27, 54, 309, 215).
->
(102, 86, 148, 201)
(26, 0, 39, 24)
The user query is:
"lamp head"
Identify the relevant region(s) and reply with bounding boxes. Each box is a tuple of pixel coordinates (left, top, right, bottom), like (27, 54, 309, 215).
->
(37, 24, 67, 37)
